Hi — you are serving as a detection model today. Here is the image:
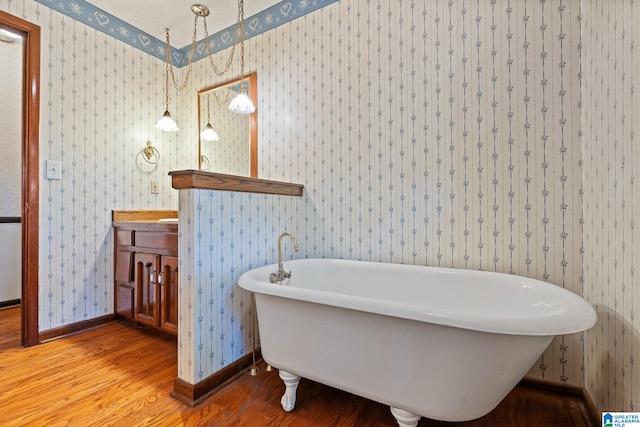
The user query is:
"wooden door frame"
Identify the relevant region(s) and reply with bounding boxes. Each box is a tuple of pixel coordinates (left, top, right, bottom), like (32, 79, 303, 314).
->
(0, 11, 41, 347)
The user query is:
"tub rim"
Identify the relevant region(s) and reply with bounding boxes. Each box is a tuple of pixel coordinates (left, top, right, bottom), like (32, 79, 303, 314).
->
(238, 258, 597, 336)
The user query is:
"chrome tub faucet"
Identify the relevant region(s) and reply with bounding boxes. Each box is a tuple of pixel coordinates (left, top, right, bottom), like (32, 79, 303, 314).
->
(270, 232, 299, 283)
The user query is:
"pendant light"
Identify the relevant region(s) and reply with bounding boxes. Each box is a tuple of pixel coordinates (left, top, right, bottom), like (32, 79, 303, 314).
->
(229, 0, 255, 114)
(157, 0, 253, 132)
(200, 94, 219, 141)
(156, 28, 179, 132)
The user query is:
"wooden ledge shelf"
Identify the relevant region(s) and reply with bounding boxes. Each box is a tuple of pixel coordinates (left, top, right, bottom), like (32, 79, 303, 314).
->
(169, 170, 304, 197)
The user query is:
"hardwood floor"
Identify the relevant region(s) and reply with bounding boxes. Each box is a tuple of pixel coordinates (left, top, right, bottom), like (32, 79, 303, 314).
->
(0, 306, 594, 426)
(0, 306, 21, 349)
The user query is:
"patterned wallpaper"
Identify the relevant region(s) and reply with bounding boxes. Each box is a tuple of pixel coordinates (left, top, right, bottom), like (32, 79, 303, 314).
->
(177, 189, 295, 383)
(33, 0, 340, 66)
(0, 37, 22, 217)
(255, 0, 585, 385)
(0, 0, 197, 329)
(5, 0, 635, 413)
(582, 0, 640, 414)
(176, 0, 589, 389)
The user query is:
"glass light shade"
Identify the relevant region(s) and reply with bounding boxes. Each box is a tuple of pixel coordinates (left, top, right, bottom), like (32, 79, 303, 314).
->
(200, 123, 220, 141)
(229, 92, 255, 114)
(155, 111, 179, 132)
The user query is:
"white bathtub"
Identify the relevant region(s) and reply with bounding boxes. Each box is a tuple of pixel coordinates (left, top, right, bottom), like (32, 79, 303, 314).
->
(238, 258, 597, 426)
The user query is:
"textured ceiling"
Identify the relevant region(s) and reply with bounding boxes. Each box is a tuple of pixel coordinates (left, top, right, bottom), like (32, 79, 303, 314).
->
(85, 0, 279, 47)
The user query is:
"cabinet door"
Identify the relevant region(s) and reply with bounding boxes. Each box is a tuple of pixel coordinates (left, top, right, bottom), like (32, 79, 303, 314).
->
(115, 249, 134, 319)
(116, 283, 134, 319)
(134, 252, 160, 327)
(115, 250, 134, 319)
(160, 255, 178, 334)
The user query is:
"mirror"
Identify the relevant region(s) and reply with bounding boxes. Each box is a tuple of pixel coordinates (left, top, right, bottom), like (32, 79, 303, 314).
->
(197, 72, 257, 177)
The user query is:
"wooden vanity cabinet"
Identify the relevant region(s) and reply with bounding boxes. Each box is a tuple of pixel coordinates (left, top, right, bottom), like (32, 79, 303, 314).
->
(113, 224, 178, 335)
(134, 252, 178, 334)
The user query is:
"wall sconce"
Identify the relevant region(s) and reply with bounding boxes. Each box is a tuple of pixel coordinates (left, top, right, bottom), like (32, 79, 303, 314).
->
(200, 155, 211, 170)
(142, 140, 160, 164)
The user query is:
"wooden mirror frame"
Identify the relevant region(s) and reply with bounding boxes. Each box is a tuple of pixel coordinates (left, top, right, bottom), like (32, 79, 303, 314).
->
(197, 72, 257, 178)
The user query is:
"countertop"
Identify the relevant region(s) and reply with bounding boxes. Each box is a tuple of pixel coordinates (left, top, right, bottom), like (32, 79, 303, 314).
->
(111, 220, 178, 231)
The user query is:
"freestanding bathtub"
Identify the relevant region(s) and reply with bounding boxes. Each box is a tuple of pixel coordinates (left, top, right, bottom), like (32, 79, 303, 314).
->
(238, 258, 597, 427)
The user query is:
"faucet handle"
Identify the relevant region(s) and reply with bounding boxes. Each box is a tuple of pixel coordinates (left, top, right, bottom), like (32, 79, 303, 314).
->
(269, 269, 292, 284)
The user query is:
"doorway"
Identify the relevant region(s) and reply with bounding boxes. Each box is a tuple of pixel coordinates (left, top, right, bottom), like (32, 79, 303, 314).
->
(0, 10, 40, 347)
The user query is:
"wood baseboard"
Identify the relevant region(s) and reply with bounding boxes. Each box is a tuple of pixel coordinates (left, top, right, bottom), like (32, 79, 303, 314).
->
(172, 350, 261, 407)
(39, 314, 116, 343)
(520, 376, 598, 427)
(0, 299, 20, 309)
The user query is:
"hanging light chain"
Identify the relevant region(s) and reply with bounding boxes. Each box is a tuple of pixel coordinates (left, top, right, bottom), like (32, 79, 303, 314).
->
(164, 0, 246, 92)
(167, 16, 198, 91)
(163, 28, 171, 111)
(238, 0, 246, 82)
(206, 92, 211, 121)
(203, 10, 240, 77)
(212, 89, 231, 106)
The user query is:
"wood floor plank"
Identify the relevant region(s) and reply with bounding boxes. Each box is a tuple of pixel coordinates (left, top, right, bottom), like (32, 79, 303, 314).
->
(0, 307, 592, 427)
(0, 306, 21, 348)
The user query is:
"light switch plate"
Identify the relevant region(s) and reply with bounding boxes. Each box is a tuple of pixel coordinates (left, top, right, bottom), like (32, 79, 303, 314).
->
(45, 160, 62, 180)
(150, 180, 159, 194)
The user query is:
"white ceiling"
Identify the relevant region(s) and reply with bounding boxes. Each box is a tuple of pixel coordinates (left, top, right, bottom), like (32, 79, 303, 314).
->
(86, 0, 279, 47)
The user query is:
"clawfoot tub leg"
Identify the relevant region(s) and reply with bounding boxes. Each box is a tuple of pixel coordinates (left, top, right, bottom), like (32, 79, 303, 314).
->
(279, 370, 301, 412)
(390, 407, 421, 427)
